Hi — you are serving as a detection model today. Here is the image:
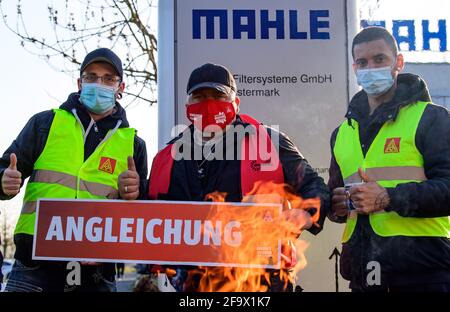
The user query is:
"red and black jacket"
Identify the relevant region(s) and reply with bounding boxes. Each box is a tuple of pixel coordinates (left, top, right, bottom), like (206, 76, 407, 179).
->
(147, 114, 330, 235)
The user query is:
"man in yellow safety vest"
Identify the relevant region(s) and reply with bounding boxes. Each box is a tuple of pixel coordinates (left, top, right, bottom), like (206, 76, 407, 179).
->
(328, 27, 450, 292)
(0, 48, 148, 292)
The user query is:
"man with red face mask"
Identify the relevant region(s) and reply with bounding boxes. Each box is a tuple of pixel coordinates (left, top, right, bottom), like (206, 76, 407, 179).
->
(125, 63, 330, 292)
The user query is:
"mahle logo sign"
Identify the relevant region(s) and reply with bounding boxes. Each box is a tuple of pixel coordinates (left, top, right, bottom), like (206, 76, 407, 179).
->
(192, 9, 331, 40)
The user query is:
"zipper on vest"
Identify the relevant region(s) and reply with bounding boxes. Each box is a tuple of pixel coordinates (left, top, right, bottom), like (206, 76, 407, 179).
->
(72, 108, 94, 145)
(84, 119, 95, 144)
(98, 120, 122, 147)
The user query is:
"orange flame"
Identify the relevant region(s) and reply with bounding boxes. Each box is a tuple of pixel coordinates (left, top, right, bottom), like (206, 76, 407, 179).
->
(178, 181, 320, 292)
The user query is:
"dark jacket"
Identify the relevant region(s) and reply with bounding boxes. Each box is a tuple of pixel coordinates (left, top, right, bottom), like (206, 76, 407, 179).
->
(0, 233, 3, 283)
(149, 115, 331, 291)
(0, 92, 148, 276)
(328, 73, 450, 290)
(156, 115, 330, 234)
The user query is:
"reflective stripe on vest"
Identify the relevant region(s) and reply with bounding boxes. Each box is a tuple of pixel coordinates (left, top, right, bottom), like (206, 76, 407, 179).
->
(334, 102, 450, 242)
(26, 170, 119, 201)
(148, 114, 284, 199)
(343, 166, 427, 184)
(15, 108, 135, 235)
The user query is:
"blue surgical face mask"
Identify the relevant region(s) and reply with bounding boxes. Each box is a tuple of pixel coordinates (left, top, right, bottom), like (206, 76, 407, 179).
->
(356, 64, 395, 96)
(79, 83, 117, 114)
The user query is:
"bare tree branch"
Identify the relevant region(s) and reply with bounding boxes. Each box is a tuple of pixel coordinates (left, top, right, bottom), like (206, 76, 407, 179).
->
(0, 0, 157, 105)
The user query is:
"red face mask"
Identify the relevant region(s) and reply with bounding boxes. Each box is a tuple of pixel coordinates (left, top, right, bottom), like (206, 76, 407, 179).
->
(186, 99, 237, 130)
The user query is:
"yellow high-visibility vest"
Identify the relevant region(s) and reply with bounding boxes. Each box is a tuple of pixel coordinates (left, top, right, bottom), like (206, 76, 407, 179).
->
(334, 101, 450, 243)
(15, 108, 135, 235)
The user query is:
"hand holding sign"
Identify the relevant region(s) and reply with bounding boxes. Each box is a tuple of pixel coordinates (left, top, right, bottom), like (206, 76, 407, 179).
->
(1, 153, 22, 196)
(118, 156, 140, 200)
(282, 208, 313, 236)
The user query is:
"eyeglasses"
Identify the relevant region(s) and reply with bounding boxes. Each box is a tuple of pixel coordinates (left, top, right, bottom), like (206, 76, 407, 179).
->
(81, 73, 121, 86)
(188, 91, 235, 104)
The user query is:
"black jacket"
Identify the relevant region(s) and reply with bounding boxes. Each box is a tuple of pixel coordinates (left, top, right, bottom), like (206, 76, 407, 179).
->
(0, 92, 148, 273)
(0, 233, 3, 283)
(328, 73, 450, 290)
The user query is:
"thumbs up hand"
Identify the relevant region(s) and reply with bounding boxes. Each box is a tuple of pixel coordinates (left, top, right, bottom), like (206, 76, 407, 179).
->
(1, 153, 22, 196)
(358, 167, 373, 183)
(118, 156, 140, 200)
(127, 155, 137, 172)
(349, 167, 390, 214)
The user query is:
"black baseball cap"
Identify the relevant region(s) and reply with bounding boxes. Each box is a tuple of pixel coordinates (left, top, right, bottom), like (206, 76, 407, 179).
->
(186, 63, 237, 95)
(80, 48, 123, 80)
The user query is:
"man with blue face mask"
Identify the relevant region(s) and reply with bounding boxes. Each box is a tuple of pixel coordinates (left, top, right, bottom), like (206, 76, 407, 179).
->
(0, 48, 148, 292)
(328, 27, 450, 292)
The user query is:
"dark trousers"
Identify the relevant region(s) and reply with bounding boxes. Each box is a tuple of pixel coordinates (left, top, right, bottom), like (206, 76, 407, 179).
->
(352, 283, 450, 293)
(116, 263, 125, 278)
(0, 249, 3, 284)
(5, 260, 116, 292)
(389, 283, 450, 292)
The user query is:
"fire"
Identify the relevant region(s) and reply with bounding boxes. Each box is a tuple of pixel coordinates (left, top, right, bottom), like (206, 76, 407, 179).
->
(175, 181, 320, 292)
